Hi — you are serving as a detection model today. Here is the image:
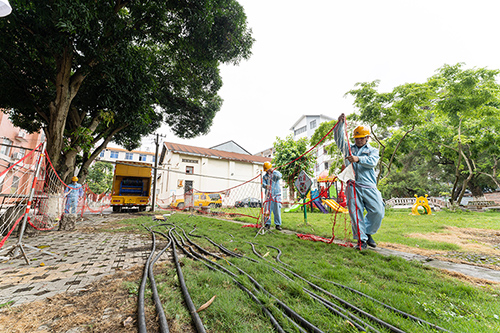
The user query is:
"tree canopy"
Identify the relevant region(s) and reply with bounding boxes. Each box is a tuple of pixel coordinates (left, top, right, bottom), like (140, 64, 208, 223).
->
(0, 0, 254, 182)
(272, 135, 316, 201)
(86, 161, 113, 194)
(345, 63, 500, 204)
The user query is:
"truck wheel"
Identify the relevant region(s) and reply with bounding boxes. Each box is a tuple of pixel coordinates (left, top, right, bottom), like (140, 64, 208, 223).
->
(177, 202, 185, 210)
(209, 203, 215, 208)
(112, 206, 121, 213)
(139, 206, 146, 212)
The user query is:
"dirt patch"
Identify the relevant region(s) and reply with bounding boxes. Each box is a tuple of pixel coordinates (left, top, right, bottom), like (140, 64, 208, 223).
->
(0, 264, 195, 333)
(381, 226, 500, 272)
(0, 267, 158, 333)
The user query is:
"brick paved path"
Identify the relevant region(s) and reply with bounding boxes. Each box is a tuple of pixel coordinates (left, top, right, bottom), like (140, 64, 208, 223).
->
(0, 214, 151, 307)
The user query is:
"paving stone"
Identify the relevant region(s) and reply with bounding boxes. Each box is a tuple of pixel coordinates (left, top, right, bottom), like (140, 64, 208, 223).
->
(0, 213, 150, 307)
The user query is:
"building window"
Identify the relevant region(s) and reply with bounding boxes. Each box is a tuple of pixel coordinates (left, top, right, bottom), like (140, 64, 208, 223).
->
(310, 120, 317, 129)
(0, 138, 12, 156)
(110, 151, 118, 159)
(125, 152, 133, 160)
(294, 126, 306, 136)
(139, 154, 147, 161)
(152, 156, 155, 163)
(186, 166, 194, 174)
(10, 176, 19, 194)
(13, 148, 25, 160)
(324, 162, 329, 170)
(99, 150, 105, 157)
(182, 158, 198, 164)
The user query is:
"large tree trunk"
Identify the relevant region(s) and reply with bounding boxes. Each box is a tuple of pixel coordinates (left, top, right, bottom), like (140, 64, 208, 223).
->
(44, 47, 85, 177)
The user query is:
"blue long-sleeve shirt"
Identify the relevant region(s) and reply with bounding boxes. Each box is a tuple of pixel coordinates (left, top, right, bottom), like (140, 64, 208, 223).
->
(65, 183, 84, 198)
(333, 120, 379, 187)
(262, 170, 282, 197)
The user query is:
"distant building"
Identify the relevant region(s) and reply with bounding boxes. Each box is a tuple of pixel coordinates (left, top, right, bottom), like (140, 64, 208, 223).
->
(289, 114, 335, 178)
(290, 114, 334, 141)
(210, 140, 251, 155)
(254, 147, 274, 159)
(96, 146, 156, 164)
(0, 110, 44, 195)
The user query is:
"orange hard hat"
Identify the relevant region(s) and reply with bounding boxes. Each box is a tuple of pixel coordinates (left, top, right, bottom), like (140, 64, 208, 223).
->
(353, 126, 370, 138)
(263, 162, 272, 171)
(71, 176, 78, 182)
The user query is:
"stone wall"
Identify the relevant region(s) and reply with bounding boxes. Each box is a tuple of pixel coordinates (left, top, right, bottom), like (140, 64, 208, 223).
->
(484, 191, 500, 204)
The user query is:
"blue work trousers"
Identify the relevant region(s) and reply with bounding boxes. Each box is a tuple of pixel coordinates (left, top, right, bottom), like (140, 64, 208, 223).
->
(346, 183, 384, 242)
(265, 195, 282, 226)
(65, 197, 79, 214)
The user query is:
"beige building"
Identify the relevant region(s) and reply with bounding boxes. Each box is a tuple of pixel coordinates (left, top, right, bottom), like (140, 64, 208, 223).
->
(157, 142, 271, 202)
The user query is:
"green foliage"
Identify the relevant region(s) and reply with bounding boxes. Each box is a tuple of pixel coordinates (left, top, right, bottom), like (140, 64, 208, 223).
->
(86, 162, 113, 194)
(272, 135, 316, 200)
(0, 0, 254, 180)
(345, 63, 500, 199)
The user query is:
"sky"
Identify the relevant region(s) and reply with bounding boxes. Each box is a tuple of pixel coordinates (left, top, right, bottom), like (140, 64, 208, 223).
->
(145, 0, 500, 154)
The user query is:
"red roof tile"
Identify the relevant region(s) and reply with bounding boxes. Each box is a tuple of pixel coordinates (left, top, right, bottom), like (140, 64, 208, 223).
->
(163, 142, 271, 164)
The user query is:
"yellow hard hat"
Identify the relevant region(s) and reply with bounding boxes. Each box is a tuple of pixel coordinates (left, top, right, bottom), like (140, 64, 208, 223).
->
(71, 176, 78, 182)
(263, 162, 272, 171)
(353, 126, 370, 138)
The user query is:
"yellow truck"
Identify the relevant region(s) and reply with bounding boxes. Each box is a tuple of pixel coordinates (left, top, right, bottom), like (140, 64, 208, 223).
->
(111, 161, 152, 212)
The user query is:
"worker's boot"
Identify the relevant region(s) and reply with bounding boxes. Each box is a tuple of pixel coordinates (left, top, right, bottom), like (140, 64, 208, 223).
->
(366, 234, 377, 248)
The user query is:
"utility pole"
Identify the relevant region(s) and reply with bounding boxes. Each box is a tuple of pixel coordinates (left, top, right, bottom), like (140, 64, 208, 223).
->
(151, 133, 159, 212)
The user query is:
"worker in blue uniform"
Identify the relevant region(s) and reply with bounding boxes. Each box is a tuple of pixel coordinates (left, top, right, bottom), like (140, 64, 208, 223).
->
(334, 113, 384, 250)
(65, 176, 84, 214)
(262, 162, 283, 231)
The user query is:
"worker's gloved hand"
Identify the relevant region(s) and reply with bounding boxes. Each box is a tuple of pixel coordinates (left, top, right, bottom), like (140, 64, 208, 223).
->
(346, 156, 359, 163)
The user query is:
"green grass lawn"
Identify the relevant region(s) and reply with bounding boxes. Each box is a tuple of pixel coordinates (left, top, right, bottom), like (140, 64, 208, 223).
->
(115, 209, 500, 332)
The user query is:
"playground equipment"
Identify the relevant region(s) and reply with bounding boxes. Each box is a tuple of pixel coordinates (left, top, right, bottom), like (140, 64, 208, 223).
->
(312, 199, 328, 213)
(411, 194, 432, 215)
(322, 199, 349, 213)
(284, 204, 301, 213)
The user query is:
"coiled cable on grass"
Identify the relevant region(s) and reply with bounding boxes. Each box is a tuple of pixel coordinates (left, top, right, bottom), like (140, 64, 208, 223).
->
(139, 224, 172, 333)
(177, 226, 325, 333)
(168, 228, 207, 333)
(261, 242, 453, 333)
(269, 244, 453, 333)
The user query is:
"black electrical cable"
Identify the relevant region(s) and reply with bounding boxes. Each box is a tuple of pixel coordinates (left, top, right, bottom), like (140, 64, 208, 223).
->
(168, 228, 207, 333)
(137, 225, 156, 333)
(304, 289, 380, 333)
(275, 268, 376, 332)
(149, 231, 172, 333)
(270, 244, 453, 333)
(252, 243, 381, 332)
(165, 227, 287, 333)
(177, 226, 325, 333)
(183, 229, 376, 332)
(249, 242, 406, 333)
(139, 223, 175, 333)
